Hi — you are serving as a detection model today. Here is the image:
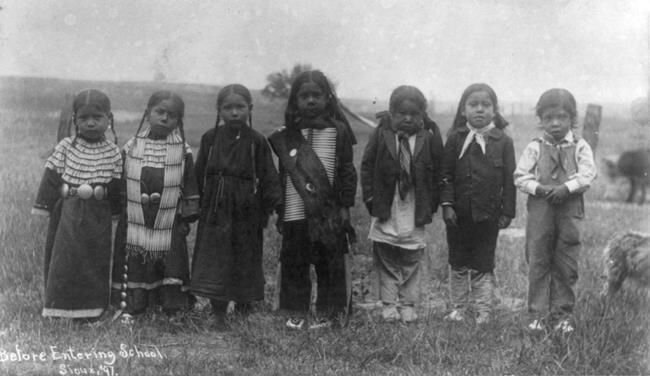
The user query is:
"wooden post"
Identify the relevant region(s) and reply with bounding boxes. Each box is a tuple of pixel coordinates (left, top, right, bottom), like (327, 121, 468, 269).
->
(56, 93, 74, 142)
(582, 104, 602, 153)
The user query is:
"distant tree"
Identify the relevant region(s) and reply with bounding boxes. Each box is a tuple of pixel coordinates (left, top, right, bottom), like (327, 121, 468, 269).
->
(262, 63, 313, 100)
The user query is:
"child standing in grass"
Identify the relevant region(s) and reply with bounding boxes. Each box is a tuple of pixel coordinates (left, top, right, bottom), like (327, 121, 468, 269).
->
(268, 70, 357, 330)
(112, 91, 200, 321)
(441, 83, 516, 324)
(514, 88, 596, 333)
(33, 89, 123, 320)
(190, 84, 281, 317)
(361, 86, 443, 323)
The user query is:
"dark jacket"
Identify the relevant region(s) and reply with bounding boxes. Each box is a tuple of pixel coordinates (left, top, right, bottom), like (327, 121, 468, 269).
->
(270, 119, 357, 223)
(440, 126, 516, 222)
(361, 123, 443, 227)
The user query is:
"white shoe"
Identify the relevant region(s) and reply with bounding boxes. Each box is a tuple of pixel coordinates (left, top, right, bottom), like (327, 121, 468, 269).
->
(527, 319, 544, 331)
(444, 309, 465, 322)
(308, 318, 332, 330)
(400, 306, 418, 323)
(554, 319, 574, 334)
(226, 301, 236, 316)
(475, 311, 490, 325)
(120, 313, 134, 326)
(381, 305, 400, 322)
(285, 317, 305, 330)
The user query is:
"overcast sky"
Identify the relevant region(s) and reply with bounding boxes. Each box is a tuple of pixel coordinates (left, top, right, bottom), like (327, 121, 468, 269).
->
(0, 0, 648, 104)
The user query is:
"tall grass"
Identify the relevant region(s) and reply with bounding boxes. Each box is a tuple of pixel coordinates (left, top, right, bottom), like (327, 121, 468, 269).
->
(1, 86, 649, 375)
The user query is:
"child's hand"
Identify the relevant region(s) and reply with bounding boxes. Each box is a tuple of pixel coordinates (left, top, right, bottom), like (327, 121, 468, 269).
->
(497, 215, 512, 229)
(443, 206, 457, 227)
(535, 184, 554, 197)
(547, 185, 570, 205)
(339, 207, 350, 223)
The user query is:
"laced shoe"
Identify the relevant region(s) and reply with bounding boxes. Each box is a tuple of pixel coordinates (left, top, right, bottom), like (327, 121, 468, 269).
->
(381, 305, 400, 322)
(475, 311, 490, 325)
(554, 319, 574, 334)
(308, 318, 332, 330)
(120, 313, 134, 326)
(285, 317, 305, 330)
(527, 319, 544, 331)
(444, 309, 465, 322)
(399, 306, 418, 323)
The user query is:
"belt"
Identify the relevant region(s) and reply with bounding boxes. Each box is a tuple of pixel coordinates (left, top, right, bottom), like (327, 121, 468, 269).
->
(141, 192, 162, 205)
(60, 183, 108, 200)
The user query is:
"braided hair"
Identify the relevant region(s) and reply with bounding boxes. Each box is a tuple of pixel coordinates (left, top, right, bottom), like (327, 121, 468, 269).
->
(450, 83, 508, 134)
(215, 84, 253, 128)
(134, 90, 186, 145)
(285, 70, 356, 144)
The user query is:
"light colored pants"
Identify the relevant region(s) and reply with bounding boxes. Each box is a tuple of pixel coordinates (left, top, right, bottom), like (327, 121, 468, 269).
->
(525, 197, 581, 320)
(373, 242, 424, 306)
(449, 266, 494, 314)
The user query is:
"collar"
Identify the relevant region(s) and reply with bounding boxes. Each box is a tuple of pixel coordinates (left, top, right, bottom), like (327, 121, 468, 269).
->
(467, 122, 495, 135)
(543, 130, 574, 145)
(458, 124, 503, 140)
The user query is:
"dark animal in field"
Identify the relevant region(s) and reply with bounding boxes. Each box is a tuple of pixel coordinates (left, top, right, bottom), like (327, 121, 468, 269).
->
(601, 231, 650, 297)
(603, 149, 650, 204)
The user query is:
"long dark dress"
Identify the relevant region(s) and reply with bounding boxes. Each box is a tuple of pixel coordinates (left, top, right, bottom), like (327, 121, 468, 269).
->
(190, 125, 281, 305)
(111, 136, 199, 315)
(33, 137, 122, 318)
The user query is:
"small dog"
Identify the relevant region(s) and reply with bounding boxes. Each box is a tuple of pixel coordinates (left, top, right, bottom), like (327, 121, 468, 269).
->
(601, 231, 650, 297)
(602, 149, 650, 204)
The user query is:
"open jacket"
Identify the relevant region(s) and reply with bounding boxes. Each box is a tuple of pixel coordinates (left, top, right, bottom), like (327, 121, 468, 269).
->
(269, 119, 357, 223)
(440, 126, 516, 222)
(361, 123, 443, 227)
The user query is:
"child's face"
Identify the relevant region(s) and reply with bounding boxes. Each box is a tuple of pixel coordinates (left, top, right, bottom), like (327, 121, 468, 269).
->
(391, 99, 423, 129)
(296, 81, 327, 119)
(539, 106, 572, 141)
(75, 105, 109, 141)
(462, 90, 494, 129)
(147, 99, 180, 132)
(219, 93, 250, 128)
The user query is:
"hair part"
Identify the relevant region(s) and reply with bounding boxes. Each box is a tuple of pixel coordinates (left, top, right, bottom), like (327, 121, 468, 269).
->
(535, 88, 577, 121)
(215, 84, 253, 128)
(71, 89, 116, 145)
(134, 90, 186, 145)
(450, 83, 508, 131)
(284, 70, 356, 144)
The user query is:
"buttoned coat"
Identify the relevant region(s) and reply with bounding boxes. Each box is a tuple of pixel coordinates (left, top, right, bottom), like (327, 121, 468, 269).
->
(361, 123, 443, 226)
(440, 126, 516, 222)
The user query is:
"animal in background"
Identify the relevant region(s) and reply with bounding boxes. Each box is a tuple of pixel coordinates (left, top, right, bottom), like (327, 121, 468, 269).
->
(601, 231, 650, 297)
(602, 149, 650, 204)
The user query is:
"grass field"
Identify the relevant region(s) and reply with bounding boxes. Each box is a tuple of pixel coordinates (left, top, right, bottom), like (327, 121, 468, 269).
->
(0, 76, 649, 375)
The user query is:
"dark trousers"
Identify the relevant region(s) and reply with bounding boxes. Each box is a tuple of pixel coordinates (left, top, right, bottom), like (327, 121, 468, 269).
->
(279, 220, 348, 317)
(446, 216, 499, 273)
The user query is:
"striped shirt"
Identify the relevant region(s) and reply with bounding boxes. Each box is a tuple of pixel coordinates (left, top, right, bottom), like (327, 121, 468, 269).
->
(45, 137, 122, 185)
(284, 127, 337, 222)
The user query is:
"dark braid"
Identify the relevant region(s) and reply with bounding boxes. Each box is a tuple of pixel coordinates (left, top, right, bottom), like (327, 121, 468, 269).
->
(108, 113, 118, 144)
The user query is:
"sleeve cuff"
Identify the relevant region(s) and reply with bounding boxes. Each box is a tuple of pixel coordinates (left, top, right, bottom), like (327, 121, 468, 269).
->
(527, 181, 540, 195)
(31, 207, 50, 217)
(564, 180, 580, 193)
